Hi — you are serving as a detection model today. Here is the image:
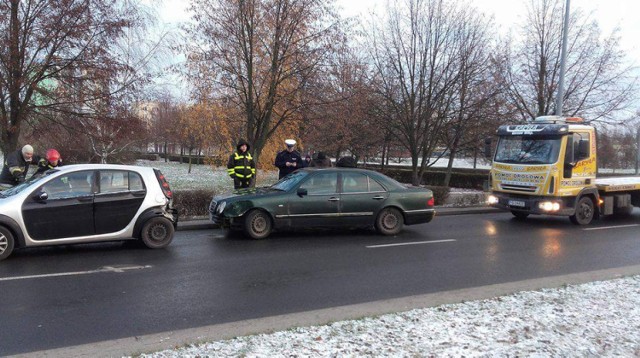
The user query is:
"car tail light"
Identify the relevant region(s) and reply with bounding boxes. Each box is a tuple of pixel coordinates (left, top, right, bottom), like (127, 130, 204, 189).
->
(154, 169, 173, 199)
(427, 197, 434, 207)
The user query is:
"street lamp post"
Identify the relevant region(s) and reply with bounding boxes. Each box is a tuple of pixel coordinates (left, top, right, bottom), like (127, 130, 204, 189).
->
(555, 0, 571, 116)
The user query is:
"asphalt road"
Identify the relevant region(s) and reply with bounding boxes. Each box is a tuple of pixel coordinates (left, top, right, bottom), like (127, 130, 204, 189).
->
(3, 210, 640, 356)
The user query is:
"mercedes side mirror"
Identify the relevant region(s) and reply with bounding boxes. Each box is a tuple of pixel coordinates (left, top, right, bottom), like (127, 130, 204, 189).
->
(297, 188, 308, 197)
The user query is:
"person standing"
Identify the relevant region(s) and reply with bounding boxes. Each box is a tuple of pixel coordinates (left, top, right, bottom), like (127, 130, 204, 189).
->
(34, 148, 63, 177)
(274, 139, 302, 179)
(309, 151, 332, 168)
(227, 139, 256, 189)
(0, 145, 42, 188)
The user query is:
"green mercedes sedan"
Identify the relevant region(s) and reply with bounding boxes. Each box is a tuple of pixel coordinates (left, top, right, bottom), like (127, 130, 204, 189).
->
(209, 168, 435, 239)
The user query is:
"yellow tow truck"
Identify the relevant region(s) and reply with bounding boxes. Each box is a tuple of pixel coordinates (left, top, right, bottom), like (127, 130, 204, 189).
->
(487, 115, 640, 225)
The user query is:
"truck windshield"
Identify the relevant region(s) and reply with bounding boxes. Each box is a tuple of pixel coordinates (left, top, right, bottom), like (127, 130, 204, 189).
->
(494, 136, 562, 165)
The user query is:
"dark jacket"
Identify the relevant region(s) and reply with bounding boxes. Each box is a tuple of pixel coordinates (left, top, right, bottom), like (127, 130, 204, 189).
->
(227, 139, 256, 181)
(309, 152, 332, 168)
(0, 150, 42, 185)
(336, 156, 357, 168)
(274, 149, 303, 179)
(34, 159, 64, 177)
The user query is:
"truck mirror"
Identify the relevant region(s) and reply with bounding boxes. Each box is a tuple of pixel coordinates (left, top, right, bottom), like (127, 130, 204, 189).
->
(484, 137, 492, 158)
(565, 140, 575, 166)
(577, 139, 590, 161)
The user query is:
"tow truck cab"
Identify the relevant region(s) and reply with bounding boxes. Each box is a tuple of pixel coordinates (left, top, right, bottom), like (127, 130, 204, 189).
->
(487, 116, 640, 225)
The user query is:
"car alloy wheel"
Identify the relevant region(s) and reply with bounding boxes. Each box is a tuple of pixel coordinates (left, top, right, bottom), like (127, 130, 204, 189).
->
(244, 210, 272, 240)
(0, 226, 15, 261)
(375, 207, 404, 235)
(141, 217, 175, 249)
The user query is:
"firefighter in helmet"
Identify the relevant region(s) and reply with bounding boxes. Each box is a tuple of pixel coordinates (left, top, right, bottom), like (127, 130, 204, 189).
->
(34, 149, 63, 177)
(227, 139, 256, 189)
(0, 145, 43, 188)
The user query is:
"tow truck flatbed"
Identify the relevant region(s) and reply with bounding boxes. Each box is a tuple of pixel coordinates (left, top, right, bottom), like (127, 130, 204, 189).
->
(595, 177, 640, 193)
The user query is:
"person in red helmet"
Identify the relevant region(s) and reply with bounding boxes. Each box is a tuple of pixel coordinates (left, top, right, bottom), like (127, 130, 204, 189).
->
(34, 148, 63, 177)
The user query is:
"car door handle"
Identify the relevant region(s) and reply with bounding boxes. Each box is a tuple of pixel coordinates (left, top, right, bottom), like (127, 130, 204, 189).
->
(328, 197, 340, 202)
(76, 196, 93, 202)
(372, 196, 385, 200)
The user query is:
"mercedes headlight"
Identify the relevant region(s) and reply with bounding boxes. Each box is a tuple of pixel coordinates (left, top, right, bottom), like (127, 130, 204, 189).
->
(216, 201, 227, 214)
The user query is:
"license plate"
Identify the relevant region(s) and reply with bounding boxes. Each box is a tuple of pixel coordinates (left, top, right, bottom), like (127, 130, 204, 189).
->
(508, 200, 526, 207)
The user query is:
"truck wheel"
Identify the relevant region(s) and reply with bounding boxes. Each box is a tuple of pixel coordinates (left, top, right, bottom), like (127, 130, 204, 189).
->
(243, 210, 272, 240)
(570, 197, 594, 225)
(511, 210, 529, 219)
(0, 226, 15, 261)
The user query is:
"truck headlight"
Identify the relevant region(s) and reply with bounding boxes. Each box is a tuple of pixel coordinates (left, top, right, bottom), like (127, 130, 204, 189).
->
(538, 201, 560, 211)
(216, 201, 226, 214)
(487, 195, 499, 205)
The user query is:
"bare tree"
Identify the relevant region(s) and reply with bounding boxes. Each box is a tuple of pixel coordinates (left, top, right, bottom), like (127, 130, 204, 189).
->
(368, 0, 482, 185)
(303, 39, 384, 162)
(497, 0, 637, 122)
(184, 0, 341, 165)
(0, 0, 160, 156)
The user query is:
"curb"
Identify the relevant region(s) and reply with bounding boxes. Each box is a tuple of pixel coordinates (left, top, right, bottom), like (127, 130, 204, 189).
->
(176, 205, 500, 231)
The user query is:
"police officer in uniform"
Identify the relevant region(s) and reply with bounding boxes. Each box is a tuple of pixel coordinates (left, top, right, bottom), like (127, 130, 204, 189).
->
(274, 139, 302, 179)
(227, 139, 256, 189)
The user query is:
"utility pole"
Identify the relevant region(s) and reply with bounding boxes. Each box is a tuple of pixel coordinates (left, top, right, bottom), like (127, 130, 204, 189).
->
(636, 126, 640, 174)
(555, 0, 571, 116)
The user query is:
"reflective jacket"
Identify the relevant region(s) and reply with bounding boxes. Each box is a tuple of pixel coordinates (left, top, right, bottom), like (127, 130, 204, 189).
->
(227, 140, 256, 180)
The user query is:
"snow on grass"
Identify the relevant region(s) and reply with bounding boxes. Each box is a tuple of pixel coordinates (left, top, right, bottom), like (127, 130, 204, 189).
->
(135, 160, 279, 192)
(138, 275, 640, 357)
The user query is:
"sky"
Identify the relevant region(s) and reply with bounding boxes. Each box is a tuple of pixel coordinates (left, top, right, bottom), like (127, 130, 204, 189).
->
(153, 0, 640, 98)
(156, 0, 640, 63)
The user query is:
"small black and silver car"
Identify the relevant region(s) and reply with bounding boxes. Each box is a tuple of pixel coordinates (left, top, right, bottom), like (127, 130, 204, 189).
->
(0, 164, 178, 261)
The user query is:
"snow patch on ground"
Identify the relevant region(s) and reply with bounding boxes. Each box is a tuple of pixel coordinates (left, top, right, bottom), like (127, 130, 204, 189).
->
(135, 160, 279, 192)
(138, 275, 640, 357)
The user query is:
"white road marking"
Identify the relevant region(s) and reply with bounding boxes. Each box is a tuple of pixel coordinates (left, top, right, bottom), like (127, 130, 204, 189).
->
(0, 265, 152, 282)
(583, 224, 640, 231)
(366, 239, 456, 249)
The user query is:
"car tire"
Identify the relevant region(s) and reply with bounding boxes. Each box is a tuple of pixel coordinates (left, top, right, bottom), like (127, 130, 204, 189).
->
(0, 226, 15, 261)
(243, 210, 272, 240)
(141, 217, 175, 249)
(375, 207, 404, 235)
(511, 210, 529, 219)
(570, 196, 594, 225)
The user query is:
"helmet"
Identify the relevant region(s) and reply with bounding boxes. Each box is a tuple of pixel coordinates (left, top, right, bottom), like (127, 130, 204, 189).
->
(46, 149, 61, 162)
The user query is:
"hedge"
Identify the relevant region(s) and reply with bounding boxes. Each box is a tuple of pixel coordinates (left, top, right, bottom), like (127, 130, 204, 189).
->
(172, 189, 216, 218)
(380, 168, 488, 190)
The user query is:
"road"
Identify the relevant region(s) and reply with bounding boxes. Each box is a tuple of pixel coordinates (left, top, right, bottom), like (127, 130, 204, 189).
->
(2, 210, 640, 356)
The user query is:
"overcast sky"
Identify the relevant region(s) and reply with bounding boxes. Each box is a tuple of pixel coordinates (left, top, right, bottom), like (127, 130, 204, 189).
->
(156, 0, 640, 65)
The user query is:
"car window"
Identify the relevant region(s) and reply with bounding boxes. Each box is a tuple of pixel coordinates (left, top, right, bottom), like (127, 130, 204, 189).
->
(369, 177, 386, 192)
(42, 171, 94, 199)
(301, 172, 338, 195)
(129, 172, 144, 191)
(342, 172, 369, 193)
(100, 170, 128, 193)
